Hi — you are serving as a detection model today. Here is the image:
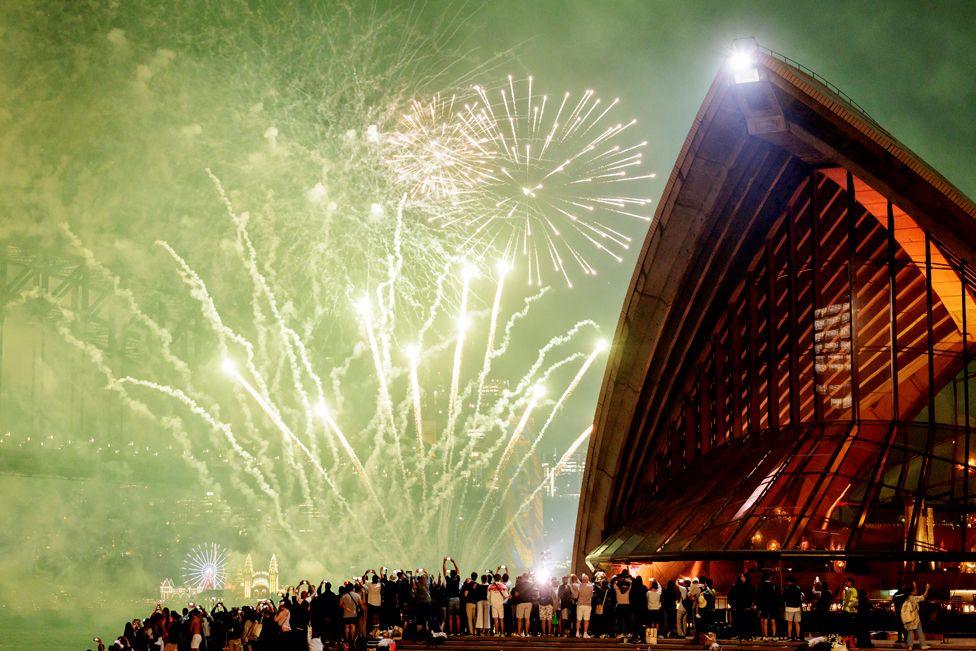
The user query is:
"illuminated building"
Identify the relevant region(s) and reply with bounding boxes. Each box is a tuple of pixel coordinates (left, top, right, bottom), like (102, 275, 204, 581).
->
(240, 553, 279, 599)
(574, 42, 976, 586)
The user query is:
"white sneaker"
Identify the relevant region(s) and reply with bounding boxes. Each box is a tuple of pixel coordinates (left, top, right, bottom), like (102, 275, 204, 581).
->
(921, 646, 931, 650)
(584, 633, 592, 639)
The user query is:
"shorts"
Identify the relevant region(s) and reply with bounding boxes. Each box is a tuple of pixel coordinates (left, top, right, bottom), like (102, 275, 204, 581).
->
(539, 604, 554, 621)
(646, 609, 662, 625)
(448, 597, 461, 615)
(760, 607, 778, 620)
(516, 602, 533, 620)
(577, 605, 592, 621)
(785, 607, 801, 623)
(190, 633, 203, 649)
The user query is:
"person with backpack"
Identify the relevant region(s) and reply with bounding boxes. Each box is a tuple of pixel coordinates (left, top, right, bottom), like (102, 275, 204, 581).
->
(697, 577, 716, 636)
(488, 573, 509, 636)
(901, 582, 931, 650)
(339, 584, 364, 641)
(892, 583, 909, 645)
(610, 569, 633, 639)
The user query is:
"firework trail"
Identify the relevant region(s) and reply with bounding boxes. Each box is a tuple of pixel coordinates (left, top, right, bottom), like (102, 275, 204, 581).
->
(471, 343, 605, 535)
(356, 296, 406, 478)
(473, 260, 510, 419)
(116, 377, 286, 518)
(443, 263, 475, 471)
(477, 424, 593, 566)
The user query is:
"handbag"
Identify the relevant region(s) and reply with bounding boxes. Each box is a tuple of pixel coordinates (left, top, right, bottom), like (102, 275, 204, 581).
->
(595, 588, 609, 615)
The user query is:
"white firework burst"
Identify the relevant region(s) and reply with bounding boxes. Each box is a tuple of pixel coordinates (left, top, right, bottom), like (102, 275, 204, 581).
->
(384, 93, 495, 201)
(182, 543, 229, 591)
(388, 76, 657, 287)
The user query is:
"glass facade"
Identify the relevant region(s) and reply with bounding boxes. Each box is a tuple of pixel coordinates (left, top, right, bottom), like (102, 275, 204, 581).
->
(587, 168, 976, 566)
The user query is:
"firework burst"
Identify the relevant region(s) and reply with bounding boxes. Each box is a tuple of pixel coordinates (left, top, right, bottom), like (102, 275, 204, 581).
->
(388, 76, 657, 287)
(383, 93, 494, 202)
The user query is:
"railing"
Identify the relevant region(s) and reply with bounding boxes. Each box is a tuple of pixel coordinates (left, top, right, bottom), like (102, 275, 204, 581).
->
(758, 45, 888, 135)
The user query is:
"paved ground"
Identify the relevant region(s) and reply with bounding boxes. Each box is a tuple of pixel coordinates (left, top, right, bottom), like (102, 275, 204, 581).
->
(395, 635, 976, 650)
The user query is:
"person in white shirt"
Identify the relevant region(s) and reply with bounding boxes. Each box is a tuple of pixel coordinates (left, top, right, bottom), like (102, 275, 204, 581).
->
(676, 580, 690, 637)
(646, 579, 663, 633)
(362, 571, 383, 629)
(901, 582, 931, 650)
(576, 575, 595, 638)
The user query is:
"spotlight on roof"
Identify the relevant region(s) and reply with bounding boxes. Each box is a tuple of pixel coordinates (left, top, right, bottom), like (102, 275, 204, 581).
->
(313, 401, 329, 418)
(729, 37, 760, 85)
(595, 338, 610, 353)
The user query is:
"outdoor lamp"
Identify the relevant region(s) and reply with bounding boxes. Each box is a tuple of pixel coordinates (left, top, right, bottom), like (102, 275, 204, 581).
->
(729, 37, 760, 84)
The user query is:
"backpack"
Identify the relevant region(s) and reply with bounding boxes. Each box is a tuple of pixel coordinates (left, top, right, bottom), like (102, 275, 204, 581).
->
(900, 599, 919, 627)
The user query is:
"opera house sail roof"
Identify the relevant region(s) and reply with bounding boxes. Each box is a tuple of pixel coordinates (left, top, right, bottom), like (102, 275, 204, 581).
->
(573, 45, 976, 570)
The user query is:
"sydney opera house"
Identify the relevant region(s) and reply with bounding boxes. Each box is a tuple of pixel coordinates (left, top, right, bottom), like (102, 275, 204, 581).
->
(574, 42, 976, 588)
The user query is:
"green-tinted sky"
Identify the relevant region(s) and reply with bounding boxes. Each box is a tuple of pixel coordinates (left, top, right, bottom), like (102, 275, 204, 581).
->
(414, 0, 976, 378)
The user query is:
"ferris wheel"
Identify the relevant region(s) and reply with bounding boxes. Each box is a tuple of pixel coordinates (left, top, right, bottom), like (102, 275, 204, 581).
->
(181, 543, 229, 591)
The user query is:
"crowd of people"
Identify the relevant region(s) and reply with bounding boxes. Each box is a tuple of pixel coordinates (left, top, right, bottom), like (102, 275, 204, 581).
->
(92, 560, 935, 651)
